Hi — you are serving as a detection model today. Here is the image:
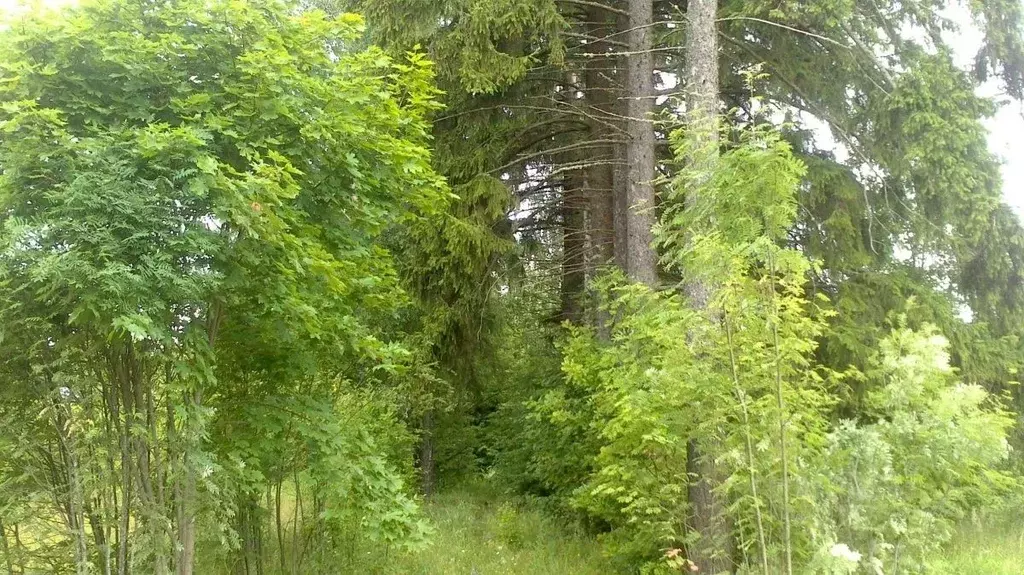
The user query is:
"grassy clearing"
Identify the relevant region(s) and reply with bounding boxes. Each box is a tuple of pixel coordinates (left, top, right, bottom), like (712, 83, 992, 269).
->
(373, 482, 612, 575)
(18, 482, 1023, 574)
(930, 515, 1024, 574)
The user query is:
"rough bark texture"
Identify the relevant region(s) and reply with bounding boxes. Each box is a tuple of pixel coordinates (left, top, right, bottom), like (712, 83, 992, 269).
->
(584, 6, 618, 270)
(613, 138, 630, 270)
(685, 0, 720, 178)
(624, 0, 658, 286)
(684, 0, 732, 572)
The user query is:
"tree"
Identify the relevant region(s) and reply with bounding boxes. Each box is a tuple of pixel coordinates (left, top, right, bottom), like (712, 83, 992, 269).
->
(624, 0, 659, 286)
(681, 1, 733, 572)
(0, 1, 443, 572)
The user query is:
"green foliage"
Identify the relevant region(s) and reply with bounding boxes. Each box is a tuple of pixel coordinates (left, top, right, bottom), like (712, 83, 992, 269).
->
(497, 116, 1020, 573)
(2, 0, 1024, 573)
(371, 483, 614, 574)
(388, 170, 513, 489)
(0, 0, 445, 571)
(819, 324, 1017, 573)
(506, 122, 836, 570)
(932, 513, 1024, 574)
(340, 0, 564, 95)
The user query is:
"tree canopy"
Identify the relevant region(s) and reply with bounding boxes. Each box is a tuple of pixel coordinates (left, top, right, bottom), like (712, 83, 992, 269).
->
(2, 0, 1024, 573)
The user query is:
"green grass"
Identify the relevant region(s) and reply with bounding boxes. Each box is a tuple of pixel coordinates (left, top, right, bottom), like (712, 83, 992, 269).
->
(375, 482, 613, 575)
(931, 515, 1024, 575)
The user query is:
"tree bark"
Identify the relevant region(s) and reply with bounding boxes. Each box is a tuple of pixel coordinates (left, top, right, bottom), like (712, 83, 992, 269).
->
(291, 469, 302, 575)
(52, 397, 90, 575)
(275, 480, 286, 575)
(624, 0, 658, 286)
(419, 410, 436, 498)
(561, 173, 587, 323)
(1, 517, 13, 575)
(12, 525, 23, 575)
(175, 400, 198, 575)
(584, 5, 618, 271)
(683, 0, 732, 572)
(613, 138, 629, 270)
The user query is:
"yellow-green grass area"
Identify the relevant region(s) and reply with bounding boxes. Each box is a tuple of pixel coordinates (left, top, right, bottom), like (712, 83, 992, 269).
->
(374, 482, 613, 575)
(930, 514, 1024, 575)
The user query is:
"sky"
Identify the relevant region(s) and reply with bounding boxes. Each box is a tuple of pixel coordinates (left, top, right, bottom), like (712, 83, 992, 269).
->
(1, 0, 1023, 219)
(946, 7, 1024, 218)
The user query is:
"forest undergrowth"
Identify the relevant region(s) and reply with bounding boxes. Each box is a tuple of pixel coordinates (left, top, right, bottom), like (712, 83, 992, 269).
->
(4, 0, 1024, 573)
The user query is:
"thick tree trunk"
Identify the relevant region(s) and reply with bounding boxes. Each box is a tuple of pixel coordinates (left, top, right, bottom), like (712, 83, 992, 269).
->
(613, 139, 629, 271)
(684, 0, 732, 572)
(624, 0, 658, 286)
(584, 6, 618, 271)
(685, 0, 720, 176)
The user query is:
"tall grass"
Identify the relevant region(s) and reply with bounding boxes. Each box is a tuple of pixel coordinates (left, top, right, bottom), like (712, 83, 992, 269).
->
(930, 514, 1024, 575)
(370, 482, 612, 575)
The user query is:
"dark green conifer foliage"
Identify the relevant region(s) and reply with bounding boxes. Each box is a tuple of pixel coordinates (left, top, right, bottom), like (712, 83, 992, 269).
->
(2, 0, 1024, 573)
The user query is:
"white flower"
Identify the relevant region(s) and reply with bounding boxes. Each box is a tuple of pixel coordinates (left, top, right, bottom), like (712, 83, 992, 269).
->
(829, 543, 862, 563)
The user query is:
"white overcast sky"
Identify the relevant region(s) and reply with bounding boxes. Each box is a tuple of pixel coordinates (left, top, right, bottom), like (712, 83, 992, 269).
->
(2, 0, 1023, 219)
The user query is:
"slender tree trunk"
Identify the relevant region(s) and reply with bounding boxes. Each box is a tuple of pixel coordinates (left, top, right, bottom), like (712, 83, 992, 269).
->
(84, 498, 108, 570)
(175, 403, 197, 575)
(727, 320, 770, 575)
(12, 524, 23, 575)
(1, 517, 13, 575)
(683, 0, 732, 572)
(53, 399, 90, 575)
(419, 410, 436, 498)
(768, 253, 794, 575)
(276, 480, 285, 575)
(624, 0, 658, 286)
(292, 470, 302, 575)
(169, 306, 220, 575)
(100, 371, 119, 575)
(81, 383, 111, 573)
(169, 386, 199, 575)
(237, 497, 263, 575)
(176, 464, 196, 575)
(118, 439, 130, 575)
(114, 352, 132, 575)
(132, 375, 168, 575)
